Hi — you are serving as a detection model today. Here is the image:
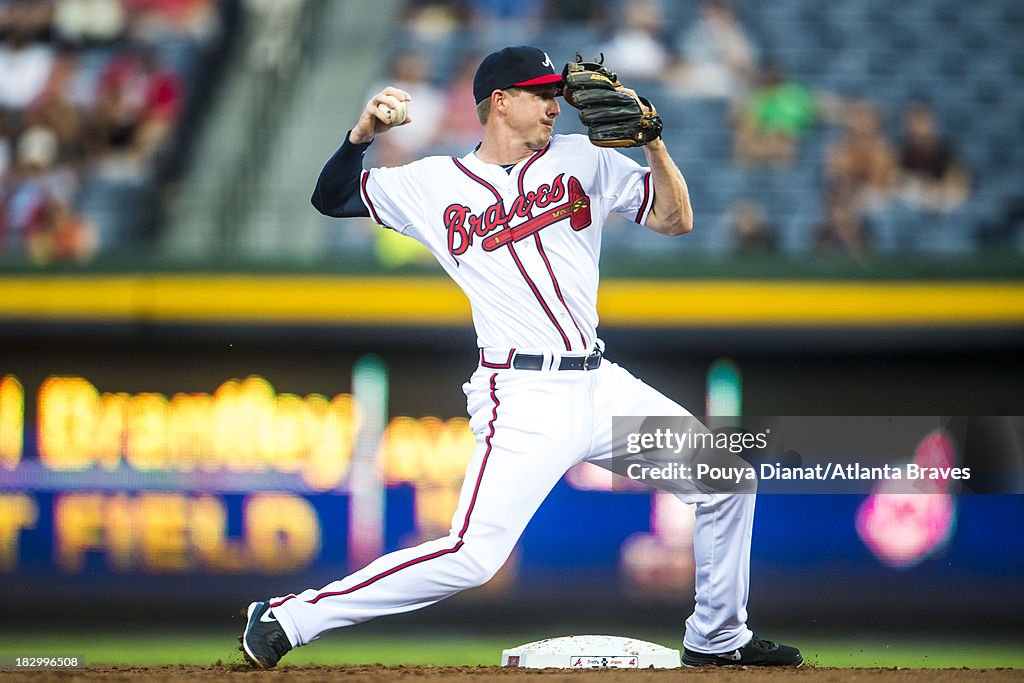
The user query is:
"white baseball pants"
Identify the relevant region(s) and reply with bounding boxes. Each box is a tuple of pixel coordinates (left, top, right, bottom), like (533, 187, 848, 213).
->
(271, 360, 755, 654)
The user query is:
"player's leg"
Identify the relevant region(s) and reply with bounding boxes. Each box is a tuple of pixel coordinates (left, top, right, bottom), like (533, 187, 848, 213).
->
(584, 361, 759, 653)
(243, 369, 589, 665)
(680, 491, 755, 654)
(587, 361, 800, 665)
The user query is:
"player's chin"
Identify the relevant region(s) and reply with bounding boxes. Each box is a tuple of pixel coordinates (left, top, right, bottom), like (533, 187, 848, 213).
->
(530, 125, 553, 148)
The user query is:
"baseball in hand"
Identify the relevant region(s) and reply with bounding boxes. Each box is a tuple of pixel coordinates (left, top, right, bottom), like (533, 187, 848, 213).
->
(377, 100, 408, 125)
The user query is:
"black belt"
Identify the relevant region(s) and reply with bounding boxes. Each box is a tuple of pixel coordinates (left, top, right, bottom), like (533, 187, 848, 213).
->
(512, 349, 603, 371)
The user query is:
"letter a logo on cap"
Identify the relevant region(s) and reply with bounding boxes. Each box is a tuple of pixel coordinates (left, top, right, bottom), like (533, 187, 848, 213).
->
(473, 46, 563, 103)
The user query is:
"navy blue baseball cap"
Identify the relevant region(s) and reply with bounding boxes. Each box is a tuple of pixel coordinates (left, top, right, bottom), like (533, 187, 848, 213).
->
(473, 46, 562, 104)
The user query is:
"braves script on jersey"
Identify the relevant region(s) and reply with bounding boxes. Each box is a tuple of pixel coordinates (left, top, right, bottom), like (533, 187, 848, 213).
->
(359, 134, 651, 352)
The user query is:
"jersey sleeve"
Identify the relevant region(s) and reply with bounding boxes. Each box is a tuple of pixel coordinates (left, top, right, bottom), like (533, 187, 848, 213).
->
(596, 147, 654, 226)
(358, 161, 430, 236)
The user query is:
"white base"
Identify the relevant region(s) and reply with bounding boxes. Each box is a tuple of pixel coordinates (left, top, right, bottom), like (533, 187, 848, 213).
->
(501, 635, 681, 669)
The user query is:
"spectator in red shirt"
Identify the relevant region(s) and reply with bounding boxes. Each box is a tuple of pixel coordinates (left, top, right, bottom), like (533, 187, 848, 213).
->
(93, 43, 183, 174)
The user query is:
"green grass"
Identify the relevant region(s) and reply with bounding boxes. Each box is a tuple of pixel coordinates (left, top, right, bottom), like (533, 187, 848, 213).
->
(1, 630, 1021, 669)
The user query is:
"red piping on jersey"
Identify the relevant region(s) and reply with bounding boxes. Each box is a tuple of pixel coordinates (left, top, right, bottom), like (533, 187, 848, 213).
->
(634, 171, 652, 224)
(451, 155, 573, 352)
(507, 242, 572, 351)
(516, 146, 587, 351)
(360, 170, 386, 226)
(533, 233, 587, 350)
(291, 373, 502, 607)
(451, 158, 503, 203)
(480, 348, 516, 369)
(516, 145, 549, 198)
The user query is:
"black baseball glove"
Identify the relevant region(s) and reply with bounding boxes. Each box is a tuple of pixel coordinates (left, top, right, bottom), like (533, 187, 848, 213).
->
(561, 54, 663, 148)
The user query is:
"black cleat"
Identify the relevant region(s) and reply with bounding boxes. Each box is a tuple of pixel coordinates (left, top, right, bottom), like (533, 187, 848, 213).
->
(682, 634, 803, 667)
(240, 601, 292, 668)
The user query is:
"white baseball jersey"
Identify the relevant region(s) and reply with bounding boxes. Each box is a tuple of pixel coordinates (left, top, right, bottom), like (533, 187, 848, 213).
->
(358, 133, 654, 352)
(266, 131, 756, 661)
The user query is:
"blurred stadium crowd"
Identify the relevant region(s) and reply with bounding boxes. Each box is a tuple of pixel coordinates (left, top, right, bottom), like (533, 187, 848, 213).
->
(0, 0, 231, 264)
(2, 0, 1023, 265)
(380, 0, 1024, 258)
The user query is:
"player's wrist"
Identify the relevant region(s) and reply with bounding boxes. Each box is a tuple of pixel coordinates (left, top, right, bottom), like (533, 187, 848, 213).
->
(644, 137, 666, 153)
(348, 128, 375, 145)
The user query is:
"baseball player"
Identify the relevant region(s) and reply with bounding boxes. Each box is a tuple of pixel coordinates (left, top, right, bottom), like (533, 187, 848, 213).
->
(241, 46, 801, 669)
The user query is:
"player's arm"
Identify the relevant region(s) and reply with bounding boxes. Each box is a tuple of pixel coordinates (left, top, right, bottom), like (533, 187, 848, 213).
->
(642, 138, 693, 236)
(311, 87, 411, 217)
(310, 136, 372, 217)
(613, 86, 692, 236)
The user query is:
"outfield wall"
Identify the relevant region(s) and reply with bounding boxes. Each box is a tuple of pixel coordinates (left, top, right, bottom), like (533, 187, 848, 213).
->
(1, 334, 1021, 630)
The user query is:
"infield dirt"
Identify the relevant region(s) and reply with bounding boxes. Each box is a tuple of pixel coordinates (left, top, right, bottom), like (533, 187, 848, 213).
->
(3, 665, 1022, 682)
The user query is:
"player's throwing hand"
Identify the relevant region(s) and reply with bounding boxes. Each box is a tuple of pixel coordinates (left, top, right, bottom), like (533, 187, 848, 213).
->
(349, 87, 412, 144)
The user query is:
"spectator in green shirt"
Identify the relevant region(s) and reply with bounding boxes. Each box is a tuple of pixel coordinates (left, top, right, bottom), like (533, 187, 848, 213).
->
(733, 65, 822, 167)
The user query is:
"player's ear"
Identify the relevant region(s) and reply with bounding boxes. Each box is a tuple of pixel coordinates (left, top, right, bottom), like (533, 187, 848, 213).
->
(492, 90, 507, 115)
